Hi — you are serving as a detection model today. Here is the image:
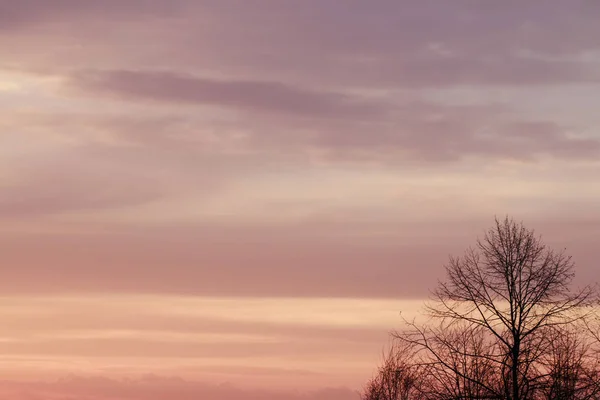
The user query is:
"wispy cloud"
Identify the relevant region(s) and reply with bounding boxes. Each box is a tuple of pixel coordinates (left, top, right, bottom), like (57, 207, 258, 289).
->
(66, 70, 389, 120)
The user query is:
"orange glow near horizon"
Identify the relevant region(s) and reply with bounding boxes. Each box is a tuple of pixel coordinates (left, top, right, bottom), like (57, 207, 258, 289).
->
(0, 295, 422, 391)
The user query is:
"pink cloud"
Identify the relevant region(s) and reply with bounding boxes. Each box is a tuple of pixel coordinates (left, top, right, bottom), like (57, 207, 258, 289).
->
(0, 218, 598, 297)
(0, 162, 163, 218)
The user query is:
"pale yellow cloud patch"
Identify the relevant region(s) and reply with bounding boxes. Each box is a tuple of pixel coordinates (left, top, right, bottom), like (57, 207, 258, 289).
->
(0, 70, 60, 95)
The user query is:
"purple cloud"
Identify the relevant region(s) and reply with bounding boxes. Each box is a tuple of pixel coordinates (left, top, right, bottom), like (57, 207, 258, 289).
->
(3, 1, 600, 87)
(66, 69, 388, 120)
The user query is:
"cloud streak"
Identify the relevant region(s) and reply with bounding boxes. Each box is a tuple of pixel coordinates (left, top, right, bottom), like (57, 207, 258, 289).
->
(66, 69, 389, 120)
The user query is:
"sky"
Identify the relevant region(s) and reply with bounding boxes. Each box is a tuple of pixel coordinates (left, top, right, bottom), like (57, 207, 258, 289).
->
(1, 1, 600, 399)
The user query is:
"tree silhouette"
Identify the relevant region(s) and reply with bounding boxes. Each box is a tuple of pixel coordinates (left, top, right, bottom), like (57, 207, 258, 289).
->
(365, 217, 598, 400)
(363, 341, 419, 400)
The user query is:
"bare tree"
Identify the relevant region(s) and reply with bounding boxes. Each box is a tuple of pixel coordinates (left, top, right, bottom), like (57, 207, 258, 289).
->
(365, 217, 598, 400)
(423, 217, 594, 399)
(403, 322, 502, 400)
(537, 325, 600, 400)
(362, 340, 421, 400)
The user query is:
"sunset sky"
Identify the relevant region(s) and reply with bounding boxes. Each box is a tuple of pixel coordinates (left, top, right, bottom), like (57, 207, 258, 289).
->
(1, 1, 600, 399)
